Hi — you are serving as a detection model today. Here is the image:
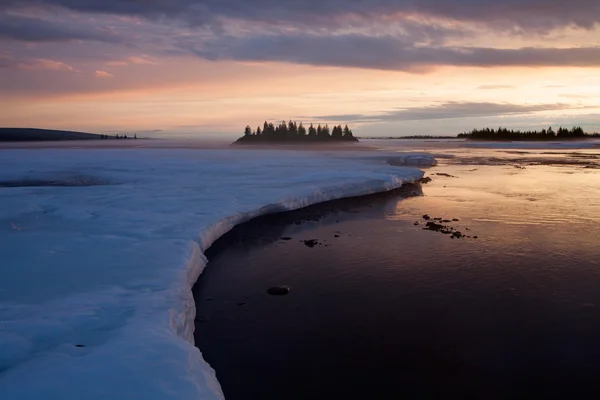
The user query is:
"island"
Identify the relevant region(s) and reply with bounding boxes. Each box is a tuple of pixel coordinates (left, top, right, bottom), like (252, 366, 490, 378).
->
(0, 128, 137, 142)
(458, 126, 600, 141)
(234, 121, 358, 143)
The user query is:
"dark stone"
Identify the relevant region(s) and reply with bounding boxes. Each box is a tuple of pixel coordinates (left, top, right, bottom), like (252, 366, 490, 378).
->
(334, 234, 340, 237)
(280, 237, 292, 241)
(452, 231, 462, 238)
(75, 344, 85, 348)
(419, 177, 432, 184)
(267, 286, 291, 295)
(473, 236, 478, 239)
(434, 217, 442, 221)
(303, 239, 319, 248)
(414, 222, 419, 226)
(422, 214, 431, 220)
(442, 220, 451, 223)
(452, 218, 459, 222)
(424, 221, 445, 231)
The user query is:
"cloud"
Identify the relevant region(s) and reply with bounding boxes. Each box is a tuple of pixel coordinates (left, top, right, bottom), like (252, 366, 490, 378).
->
(184, 33, 600, 70)
(478, 85, 516, 90)
(313, 102, 575, 122)
(0, 12, 123, 43)
(128, 56, 158, 65)
(18, 58, 79, 72)
(559, 94, 592, 99)
(3, 1, 600, 32)
(95, 70, 114, 78)
(104, 56, 158, 67)
(2, 1, 599, 73)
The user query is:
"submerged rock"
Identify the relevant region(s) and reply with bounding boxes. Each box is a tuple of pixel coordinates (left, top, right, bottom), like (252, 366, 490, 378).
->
(419, 177, 432, 184)
(422, 214, 431, 220)
(280, 237, 292, 241)
(267, 286, 291, 295)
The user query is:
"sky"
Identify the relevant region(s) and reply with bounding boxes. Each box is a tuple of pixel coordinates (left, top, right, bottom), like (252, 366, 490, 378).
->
(1, 0, 600, 138)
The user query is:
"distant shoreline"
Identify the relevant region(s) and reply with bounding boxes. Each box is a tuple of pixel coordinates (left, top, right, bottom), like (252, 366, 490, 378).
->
(0, 128, 141, 142)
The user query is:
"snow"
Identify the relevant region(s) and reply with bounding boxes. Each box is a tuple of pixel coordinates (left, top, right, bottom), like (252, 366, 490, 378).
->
(0, 148, 435, 400)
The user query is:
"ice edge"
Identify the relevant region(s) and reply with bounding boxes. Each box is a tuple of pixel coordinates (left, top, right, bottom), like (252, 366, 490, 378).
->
(179, 167, 429, 399)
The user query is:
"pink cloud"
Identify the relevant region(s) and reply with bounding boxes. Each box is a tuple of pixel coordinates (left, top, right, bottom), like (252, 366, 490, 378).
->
(95, 70, 114, 78)
(104, 55, 157, 68)
(128, 56, 157, 65)
(18, 59, 79, 72)
(105, 60, 128, 67)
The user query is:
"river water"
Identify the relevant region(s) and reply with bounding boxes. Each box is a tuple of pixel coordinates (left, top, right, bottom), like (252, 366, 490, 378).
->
(194, 140, 600, 399)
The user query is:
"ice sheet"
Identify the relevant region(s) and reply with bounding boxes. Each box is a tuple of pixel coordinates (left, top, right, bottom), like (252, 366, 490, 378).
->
(0, 148, 435, 399)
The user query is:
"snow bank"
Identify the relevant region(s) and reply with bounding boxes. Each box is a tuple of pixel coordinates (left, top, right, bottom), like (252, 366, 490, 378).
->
(0, 148, 435, 399)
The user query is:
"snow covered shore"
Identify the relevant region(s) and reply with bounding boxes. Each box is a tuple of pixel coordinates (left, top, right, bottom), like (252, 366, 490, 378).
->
(0, 148, 435, 399)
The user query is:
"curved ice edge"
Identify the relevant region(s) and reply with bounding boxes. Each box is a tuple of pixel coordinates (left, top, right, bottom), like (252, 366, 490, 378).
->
(175, 163, 432, 399)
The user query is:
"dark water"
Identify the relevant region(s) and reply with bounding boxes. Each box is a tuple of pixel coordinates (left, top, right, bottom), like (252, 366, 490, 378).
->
(193, 155, 600, 399)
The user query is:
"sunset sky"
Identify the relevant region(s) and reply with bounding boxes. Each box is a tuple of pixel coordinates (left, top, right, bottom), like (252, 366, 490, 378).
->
(1, 0, 600, 137)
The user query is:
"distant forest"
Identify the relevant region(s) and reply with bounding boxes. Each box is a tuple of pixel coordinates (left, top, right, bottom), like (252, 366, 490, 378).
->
(235, 121, 358, 143)
(458, 126, 600, 141)
(359, 135, 462, 140)
(0, 128, 138, 142)
(0, 128, 103, 142)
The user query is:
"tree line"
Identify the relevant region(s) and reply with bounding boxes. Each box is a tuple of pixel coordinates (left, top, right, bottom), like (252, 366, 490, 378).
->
(458, 126, 600, 141)
(236, 121, 358, 143)
(99, 134, 137, 140)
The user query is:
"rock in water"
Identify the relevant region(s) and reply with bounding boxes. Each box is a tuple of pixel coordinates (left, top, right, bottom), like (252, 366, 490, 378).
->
(303, 239, 319, 248)
(267, 286, 291, 295)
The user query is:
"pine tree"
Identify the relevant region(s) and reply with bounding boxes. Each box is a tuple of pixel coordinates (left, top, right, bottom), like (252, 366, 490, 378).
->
(332, 125, 343, 137)
(298, 123, 306, 136)
(244, 125, 252, 136)
(343, 125, 352, 137)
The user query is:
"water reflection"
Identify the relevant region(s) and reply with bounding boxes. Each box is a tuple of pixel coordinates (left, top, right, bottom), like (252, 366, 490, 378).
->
(194, 143, 600, 399)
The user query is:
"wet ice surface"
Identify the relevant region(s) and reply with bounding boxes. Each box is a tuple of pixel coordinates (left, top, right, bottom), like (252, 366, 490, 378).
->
(195, 143, 600, 399)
